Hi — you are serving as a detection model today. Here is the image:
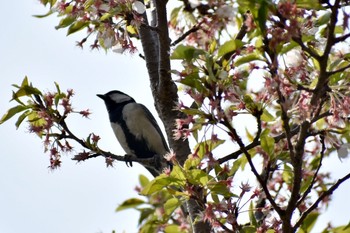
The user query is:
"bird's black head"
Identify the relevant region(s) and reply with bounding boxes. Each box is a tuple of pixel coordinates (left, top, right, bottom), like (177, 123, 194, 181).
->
(97, 90, 135, 112)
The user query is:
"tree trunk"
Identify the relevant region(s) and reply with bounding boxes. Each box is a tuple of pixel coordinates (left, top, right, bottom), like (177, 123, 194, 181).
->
(138, 1, 212, 232)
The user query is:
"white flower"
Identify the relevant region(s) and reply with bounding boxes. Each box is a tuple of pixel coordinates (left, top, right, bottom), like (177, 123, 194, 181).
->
(218, 70, 228, 80)
(188, 0, 200, 8)
(103, 36, 114, 49)
(132, 1, 146, 14)
(164, 149, 176, 162)
(216, 5, 235, 18)
(285, 48, 303, 67)
(112, 44, 125, 54)
(99, 3, 110, 12)
(337, 143, 350, 162)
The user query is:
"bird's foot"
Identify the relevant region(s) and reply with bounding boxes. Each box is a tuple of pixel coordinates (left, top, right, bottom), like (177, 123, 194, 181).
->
(124, 154, 133, 167)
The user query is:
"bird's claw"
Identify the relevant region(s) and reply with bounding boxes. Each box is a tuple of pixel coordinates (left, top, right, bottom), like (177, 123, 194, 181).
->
(124, 154, 133, 167)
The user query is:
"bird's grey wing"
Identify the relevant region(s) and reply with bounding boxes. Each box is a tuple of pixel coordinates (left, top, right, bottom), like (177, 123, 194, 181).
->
(139, 104, 169, 152)
(122, 103, 169, 155)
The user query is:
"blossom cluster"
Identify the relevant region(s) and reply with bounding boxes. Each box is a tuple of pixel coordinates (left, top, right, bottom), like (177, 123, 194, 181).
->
(40, 0, 147, 53)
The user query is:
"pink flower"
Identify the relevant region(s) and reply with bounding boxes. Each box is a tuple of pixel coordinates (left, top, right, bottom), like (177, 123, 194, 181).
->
(245, 13, 256, 31)
(79, 109, 91, 118)
(164, 149, 176, 162)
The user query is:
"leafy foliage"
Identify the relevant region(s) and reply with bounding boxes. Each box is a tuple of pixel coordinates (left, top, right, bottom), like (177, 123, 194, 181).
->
(2, 0, 350, 232)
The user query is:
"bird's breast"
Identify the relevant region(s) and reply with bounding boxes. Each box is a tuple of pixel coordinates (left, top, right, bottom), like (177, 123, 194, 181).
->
(110, 122, 134, 155)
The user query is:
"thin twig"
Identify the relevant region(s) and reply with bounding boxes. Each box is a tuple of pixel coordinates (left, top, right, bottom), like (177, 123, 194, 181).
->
(294, 172, 350, 230)
(334, 32, 350, 43)
(220, 116, 283, 216)
(171, 24, 202, 47)
(292, 36, 321, 60)
(218, 111, 331, 164)
(296, 133, 325, 207)
(327, 63, 350, 76)
(58, 117, 160, 167)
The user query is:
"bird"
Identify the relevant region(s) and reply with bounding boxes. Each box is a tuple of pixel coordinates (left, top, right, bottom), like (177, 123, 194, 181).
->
(97, 90, 170, 177)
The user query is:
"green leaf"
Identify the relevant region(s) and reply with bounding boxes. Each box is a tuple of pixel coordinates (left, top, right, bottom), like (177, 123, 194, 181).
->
(209, 40, 217, 54)
(207, 181, 234, 198)
(139, 174, 150, 188)
(234, 53, 265, 67)
(260, 129, 274, 156)
(300, 175, 313, 193)
(140, 172, 184, 196)
(171, 45, 205, 61)
(54, 82, 61, 94)
(343, 220, 350, 230)
(40, 0, 57, 7)
(257, 0, 268, 34)
(126, 25, 137, 35)
(0, 105, 29, 124)
(282, 163, 293, 184)
(164, 198, 181, 217)
(331, 225, 350, 233)
(67, 21, 89, 35)
(315, 11, 331, 26)
(100, 12, 113, 21)
(15, 110, 31, 129)
(241, 225, 257, 233)
(261, 109, 275, 122)
(170, 165, 186, 181)
(12, 77, 42, 100)
(211, 193, 220, 203)
(249, 201, 258, 227)
(296, 0, 323, 10)
(184, 156, 201, 170)
(33, 10, 54, 18)
(179, 73, 204, 92)
(298, 212, 319, 233)
(116, 198, 145, 211)
(217, 39, 244, 58)
(245, 128, 254, 142)
(230, 158, 243, 175)
(243, 94, 258, 113)
(84, 0, 94, 10)
(12, 86, 42, 100)
(280, 41, 298, 54)
(164, 224, 182, 233)
(170, 6, 181, 26)
(49, 0, 57, 7)
(138, 207, 154, 224)
(55, 16, 76, 29)
(186, 169, 210, 186)
(27, 111, 46, 127)
(205, 54, 216, 81)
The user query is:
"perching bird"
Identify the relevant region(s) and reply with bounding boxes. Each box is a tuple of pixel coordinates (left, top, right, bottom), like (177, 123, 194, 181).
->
(97, 90, 170, 177)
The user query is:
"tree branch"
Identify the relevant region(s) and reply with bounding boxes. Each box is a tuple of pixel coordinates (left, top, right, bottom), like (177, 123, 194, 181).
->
(294, 172, 350, 230)
(58, 117, 162, 168)
(217, 111, 331, 164)
(291, 36, 321, 60)
(334, 32, 350, 43)
(152, 1, 210, 232)
(220, 116, 283, 216)
(327, 63, 350, 76)
(296, 133, 325, 207)
(171, 23, 202, 47)
(153, 0, 191, 165)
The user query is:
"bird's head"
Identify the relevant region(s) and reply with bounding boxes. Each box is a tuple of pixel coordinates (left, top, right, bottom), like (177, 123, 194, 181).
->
(97, 90, 135, 112)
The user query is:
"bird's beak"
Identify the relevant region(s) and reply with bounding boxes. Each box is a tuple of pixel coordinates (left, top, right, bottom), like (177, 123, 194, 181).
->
(96, 94, 105, 100)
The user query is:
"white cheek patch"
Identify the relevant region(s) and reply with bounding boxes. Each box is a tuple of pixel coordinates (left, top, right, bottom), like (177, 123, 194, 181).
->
(110, 93, 132, 104)
(110, 122, 133, 155)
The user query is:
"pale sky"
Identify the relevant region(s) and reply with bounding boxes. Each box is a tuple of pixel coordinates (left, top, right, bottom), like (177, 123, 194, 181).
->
(1, 1, 350, 233)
